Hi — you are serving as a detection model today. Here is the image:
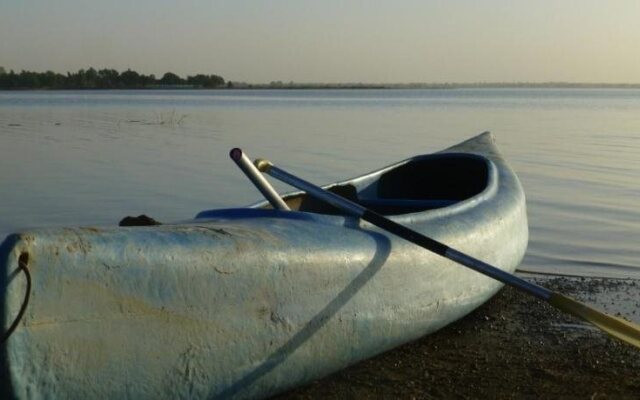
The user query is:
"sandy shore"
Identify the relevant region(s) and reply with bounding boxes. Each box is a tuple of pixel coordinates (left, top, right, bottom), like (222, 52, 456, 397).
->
(275, 276, 640, 399)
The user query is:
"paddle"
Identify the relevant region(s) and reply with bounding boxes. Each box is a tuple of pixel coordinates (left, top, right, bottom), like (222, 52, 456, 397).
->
(253, 158, 640, 350)
(230, 148, 290, 211)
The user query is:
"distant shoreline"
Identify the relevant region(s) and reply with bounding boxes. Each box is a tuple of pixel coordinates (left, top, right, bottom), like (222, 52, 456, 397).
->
(3, 82, 640, 91)
(230, 82, 640, 89)
(3, 67, 640, 90)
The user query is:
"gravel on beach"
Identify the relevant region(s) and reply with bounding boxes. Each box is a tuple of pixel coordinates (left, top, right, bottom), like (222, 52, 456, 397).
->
(275, 276, 640, 399)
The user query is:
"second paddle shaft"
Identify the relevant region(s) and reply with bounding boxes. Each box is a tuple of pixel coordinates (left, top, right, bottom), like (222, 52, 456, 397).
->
(255, 159, 552, 301)
(231, 149, 290, 211)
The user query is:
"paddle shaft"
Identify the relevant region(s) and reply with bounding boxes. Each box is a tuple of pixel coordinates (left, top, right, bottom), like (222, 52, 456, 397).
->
(256, 160, 552, 300)
(230, 149, 290, 211)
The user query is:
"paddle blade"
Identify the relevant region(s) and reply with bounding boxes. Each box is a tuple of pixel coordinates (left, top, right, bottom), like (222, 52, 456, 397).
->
(549, 293, 640, 349)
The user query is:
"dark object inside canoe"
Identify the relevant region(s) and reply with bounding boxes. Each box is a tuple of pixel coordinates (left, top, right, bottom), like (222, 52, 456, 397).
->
(274, 153, 490, 215)
(119, 215, 162, 226)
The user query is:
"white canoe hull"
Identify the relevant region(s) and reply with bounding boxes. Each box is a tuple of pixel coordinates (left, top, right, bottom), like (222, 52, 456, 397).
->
(0, 132, 527, 399)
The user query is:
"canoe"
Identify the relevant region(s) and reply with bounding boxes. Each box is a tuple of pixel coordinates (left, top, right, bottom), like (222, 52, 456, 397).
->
(0, 132, 527, 399)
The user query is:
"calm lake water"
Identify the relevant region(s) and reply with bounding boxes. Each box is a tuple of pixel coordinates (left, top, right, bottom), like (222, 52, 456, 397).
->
(1, 89, 639, 278)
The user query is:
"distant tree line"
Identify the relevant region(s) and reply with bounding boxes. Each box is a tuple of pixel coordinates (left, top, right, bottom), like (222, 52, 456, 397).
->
(0, 67, 225, 89)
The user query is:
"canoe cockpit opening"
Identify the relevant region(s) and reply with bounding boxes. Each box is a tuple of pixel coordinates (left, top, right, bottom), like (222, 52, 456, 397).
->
(274, 154, 491, 215)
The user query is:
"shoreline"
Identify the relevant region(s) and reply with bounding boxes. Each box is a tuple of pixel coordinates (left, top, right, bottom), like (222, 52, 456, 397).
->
(275, 276, 640, 399)
(4, 83, 640, 91)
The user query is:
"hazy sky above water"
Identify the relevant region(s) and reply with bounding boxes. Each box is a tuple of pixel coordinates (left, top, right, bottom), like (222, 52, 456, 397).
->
(1, 0, 639, 83)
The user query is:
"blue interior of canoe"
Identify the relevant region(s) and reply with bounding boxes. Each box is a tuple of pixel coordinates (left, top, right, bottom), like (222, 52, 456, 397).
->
(197, 152, 491, 218)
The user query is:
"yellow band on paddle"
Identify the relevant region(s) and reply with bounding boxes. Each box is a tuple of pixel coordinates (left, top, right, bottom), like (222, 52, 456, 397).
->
(254, 159, 273, 172)
(549, 293, 640, 349)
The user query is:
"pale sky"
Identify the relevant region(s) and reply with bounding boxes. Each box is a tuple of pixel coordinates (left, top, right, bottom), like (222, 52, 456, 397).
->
(1, 0, 639, 83)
